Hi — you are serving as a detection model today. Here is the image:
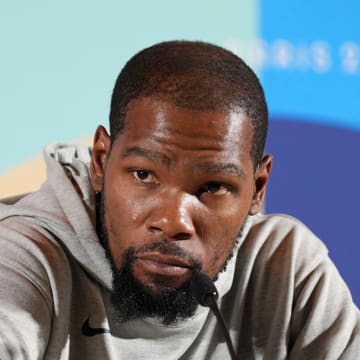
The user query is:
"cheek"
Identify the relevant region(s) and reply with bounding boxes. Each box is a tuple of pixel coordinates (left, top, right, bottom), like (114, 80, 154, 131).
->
(203, 227, 239, 278)
(200, 183, 252, 277)
(202, 198, 249, 240)
(200, 199, 250, 277)
(103, 181, 149, 267)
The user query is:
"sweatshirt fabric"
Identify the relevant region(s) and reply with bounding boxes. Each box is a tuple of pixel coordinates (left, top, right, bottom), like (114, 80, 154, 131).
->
(0, 143, 359, 359)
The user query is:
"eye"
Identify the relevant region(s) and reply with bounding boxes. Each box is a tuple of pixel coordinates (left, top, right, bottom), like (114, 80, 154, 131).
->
(202, 182, 230, 196)
(132, 169, 156, 183)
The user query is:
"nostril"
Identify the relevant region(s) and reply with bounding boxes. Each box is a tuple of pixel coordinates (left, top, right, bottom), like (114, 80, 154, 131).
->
(174, 232, 192, 240)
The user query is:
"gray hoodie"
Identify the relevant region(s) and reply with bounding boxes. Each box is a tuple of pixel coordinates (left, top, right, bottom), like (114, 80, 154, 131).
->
(0, 143, 359, 359)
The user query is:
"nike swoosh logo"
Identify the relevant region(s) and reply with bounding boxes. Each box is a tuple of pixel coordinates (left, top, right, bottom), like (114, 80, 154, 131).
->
(82, 316, 111, 337)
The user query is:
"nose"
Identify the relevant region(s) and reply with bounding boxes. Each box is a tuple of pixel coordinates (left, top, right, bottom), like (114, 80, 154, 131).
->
(146, 191, 196, 240)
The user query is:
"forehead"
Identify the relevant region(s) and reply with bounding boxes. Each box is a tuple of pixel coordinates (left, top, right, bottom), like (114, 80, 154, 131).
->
(113, 97, 254, 174)
(121, 97, 252, 146)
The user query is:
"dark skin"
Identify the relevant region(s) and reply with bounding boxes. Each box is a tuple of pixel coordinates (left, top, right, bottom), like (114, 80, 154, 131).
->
(90, 97, 272, 295)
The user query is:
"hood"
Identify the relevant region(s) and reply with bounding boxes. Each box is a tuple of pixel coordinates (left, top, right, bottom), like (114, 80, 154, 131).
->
(0, 142, 113, 290)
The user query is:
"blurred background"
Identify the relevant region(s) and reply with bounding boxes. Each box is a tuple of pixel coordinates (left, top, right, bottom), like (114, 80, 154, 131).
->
(1, 1, 359, 304)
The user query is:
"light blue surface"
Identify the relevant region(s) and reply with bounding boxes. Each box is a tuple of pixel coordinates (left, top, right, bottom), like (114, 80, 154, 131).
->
(0, 0, 257, 172)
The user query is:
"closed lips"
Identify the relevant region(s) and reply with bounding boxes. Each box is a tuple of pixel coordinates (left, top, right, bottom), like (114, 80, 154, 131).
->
(135, 253, 193, 269)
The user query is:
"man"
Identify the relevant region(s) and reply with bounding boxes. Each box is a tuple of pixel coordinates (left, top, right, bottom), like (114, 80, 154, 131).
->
(0, 41, 359, 359)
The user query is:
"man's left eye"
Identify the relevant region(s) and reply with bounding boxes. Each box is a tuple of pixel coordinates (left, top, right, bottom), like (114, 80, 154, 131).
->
(203, 182, 230, 196)
(132, 170, 155, 183)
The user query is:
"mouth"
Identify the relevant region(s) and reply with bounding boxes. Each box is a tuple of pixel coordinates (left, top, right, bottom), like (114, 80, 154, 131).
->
(134, 252, 194, 278)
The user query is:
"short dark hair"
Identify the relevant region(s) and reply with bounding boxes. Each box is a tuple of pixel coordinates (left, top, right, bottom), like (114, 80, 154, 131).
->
(109, 40, 268, 166)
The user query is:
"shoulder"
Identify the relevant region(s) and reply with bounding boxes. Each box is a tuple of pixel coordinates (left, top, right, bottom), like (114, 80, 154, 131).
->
(250, 213, 322, 240)
(0, 215, 73, 308)
(0, 213, 75, 358)
(237, 213, 332, 291)
(0, 214, 71, 260)
(246, 213, 327, 260)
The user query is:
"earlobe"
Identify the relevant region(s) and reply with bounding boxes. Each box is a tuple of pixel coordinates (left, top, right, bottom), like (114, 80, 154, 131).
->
(249, 154, 272, 216)
(90, 125, 111, 192)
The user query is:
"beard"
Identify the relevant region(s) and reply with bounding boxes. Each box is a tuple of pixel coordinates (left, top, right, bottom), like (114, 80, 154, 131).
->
(107, 242, 201, 325)
(96, 191, 244, 326)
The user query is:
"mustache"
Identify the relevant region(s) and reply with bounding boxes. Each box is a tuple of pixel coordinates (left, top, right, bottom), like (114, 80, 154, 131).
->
(125, 241, 202, 271)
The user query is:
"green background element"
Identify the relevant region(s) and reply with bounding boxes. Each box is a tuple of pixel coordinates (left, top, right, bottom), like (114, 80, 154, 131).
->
(0, 0, 258, 173)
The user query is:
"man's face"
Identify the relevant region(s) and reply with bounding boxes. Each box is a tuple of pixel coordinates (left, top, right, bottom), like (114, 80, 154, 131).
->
(91, 97, 270, 323)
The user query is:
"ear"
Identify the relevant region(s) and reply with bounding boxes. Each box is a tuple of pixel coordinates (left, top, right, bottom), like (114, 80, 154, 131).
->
(90, 125, 111, 192)
(249, 154, 273, 215)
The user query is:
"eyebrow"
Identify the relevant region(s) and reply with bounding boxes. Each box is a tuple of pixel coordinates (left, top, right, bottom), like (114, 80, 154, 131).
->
(120, 146, 172, 166)
(120, 146, 246, 178)
(196, 162, 247, 179)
